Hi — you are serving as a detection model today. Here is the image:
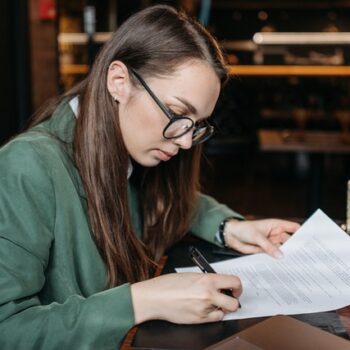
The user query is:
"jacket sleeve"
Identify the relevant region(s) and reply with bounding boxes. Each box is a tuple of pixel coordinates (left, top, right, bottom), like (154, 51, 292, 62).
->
(190, 192, 244, 244)
(0, 140, 134, 350)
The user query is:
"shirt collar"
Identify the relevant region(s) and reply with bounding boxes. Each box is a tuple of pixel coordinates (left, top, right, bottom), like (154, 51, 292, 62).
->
(69, 96, 79, 117)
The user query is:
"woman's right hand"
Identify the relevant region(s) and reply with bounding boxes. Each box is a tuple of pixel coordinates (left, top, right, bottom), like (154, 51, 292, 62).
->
(130, 272, 242, 325)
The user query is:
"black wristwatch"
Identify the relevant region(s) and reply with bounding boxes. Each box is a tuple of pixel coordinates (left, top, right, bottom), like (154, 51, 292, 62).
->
(218, 217, 236, 247)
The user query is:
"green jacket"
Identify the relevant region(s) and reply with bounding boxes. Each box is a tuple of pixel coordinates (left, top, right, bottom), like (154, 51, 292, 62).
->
(0, 100, 242, 349)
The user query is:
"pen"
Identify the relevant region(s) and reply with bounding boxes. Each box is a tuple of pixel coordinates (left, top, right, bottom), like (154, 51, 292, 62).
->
(189, 246, 241, 308)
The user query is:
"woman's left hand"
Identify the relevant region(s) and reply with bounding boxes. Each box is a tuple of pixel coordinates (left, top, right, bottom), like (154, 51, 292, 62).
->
(223, 219, 300, 258)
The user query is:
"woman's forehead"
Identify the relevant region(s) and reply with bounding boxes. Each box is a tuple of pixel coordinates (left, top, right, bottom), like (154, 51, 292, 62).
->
(148, 62, 221, 115)
(149, 60, 217, 83)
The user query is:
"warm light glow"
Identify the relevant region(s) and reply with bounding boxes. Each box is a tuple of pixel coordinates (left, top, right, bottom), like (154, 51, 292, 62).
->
(253, 32, 350, 45)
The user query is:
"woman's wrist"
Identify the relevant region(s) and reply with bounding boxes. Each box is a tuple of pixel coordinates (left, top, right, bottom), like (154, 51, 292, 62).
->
(218, 217, 240, 247)
(130, 280, 158, 324)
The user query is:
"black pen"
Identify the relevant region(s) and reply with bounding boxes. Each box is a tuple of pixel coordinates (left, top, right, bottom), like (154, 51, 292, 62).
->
(189, 246, 241, 308)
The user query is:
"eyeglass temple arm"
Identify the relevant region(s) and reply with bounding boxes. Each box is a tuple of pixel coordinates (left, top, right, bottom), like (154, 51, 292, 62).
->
(130, 69, 172, 121)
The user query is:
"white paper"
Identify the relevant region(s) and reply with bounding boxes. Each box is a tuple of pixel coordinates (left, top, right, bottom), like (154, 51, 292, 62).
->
(176, 209, 350, 320)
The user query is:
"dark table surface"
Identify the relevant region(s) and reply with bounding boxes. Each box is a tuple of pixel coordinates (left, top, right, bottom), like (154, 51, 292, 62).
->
(128, 235, 350, 350)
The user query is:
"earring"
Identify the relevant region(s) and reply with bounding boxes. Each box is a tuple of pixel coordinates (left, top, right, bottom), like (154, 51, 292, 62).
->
(113, 96, 119, 103)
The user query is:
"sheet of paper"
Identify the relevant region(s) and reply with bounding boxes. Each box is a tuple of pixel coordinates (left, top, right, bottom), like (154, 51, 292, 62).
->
(176, 209, 350, 320)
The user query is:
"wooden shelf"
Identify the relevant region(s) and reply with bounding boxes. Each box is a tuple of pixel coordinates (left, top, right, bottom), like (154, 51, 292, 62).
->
(259, 129, 350, 153)
(58, 32, 112, 45)
(60, 64, 89, 75)
(228, 65, 350, 76)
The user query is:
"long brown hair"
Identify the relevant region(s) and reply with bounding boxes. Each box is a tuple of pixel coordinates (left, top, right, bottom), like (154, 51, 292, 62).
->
(29, 5, 228, 288)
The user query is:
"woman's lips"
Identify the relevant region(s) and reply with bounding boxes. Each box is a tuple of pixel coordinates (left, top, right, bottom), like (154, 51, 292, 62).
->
(156, 149, 177, 161)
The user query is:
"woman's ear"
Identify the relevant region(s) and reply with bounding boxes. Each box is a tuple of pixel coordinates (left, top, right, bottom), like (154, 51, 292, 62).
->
(107, 61, 132, 104)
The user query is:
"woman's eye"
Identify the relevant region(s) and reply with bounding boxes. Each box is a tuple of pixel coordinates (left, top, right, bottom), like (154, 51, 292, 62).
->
(168, 108, 185, 118)
(195, 120, 207, 128)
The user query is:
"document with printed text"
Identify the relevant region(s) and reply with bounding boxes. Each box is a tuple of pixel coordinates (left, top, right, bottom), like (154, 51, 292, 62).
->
(176, 209, 350, 320)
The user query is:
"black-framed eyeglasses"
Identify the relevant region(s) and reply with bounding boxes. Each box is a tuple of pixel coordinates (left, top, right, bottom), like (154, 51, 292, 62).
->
(131, 69, 215, 146)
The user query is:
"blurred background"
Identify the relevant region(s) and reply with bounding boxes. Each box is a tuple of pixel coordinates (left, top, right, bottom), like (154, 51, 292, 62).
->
(2, 0, 350, 221)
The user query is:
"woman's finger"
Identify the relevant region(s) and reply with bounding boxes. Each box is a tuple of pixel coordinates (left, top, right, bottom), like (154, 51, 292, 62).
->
(269, 220, 300, 234)
(211, 274, 242, 292)
(269, 232, 290, 244)
(226, 236, 264, 254)
(211, 291, 241, 313)
(250, 232, 282, 257)
(205, 308, 225, 323)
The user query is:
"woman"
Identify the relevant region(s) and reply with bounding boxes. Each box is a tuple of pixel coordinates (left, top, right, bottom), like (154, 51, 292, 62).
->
(0, 5, 299, 349)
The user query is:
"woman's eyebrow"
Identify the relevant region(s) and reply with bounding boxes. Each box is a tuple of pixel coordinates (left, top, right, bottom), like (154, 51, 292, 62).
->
(174, 96, 197, 115)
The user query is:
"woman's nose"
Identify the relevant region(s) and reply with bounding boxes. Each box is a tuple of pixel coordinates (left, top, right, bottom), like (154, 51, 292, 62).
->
(173, 131, 193, 149)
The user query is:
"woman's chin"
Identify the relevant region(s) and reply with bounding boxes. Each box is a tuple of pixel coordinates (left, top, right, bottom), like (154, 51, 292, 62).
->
(132, 155, 161, 167)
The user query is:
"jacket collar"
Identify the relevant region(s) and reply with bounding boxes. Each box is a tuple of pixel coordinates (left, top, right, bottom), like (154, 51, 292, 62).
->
(32, 99, 85, 197)
(35, 98, 133, 198)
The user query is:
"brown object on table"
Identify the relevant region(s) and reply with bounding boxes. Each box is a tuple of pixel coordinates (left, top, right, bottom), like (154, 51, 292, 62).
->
(338, 306, 350, 340)
(205, 315, 350, 350)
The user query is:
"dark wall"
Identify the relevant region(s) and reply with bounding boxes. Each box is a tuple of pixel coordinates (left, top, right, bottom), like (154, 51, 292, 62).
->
(0, 0, 31, 145)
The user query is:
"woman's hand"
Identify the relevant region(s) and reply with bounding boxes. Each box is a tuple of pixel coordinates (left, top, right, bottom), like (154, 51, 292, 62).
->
(130, 272, 241, 325)
(224, 219, 300, 258)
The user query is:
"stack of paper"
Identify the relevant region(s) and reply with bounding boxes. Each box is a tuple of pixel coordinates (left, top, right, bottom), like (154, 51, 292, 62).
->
(177, 209, 350, 320)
